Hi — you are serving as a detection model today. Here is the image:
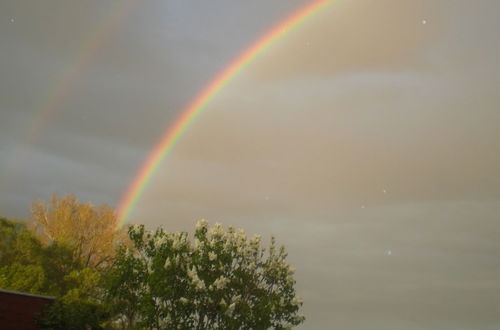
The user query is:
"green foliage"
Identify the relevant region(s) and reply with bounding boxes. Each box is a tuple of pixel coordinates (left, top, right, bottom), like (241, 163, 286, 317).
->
(1, 213, 305, 329)
(0, 217, 18, 264)
(0, 263, 45, 293)
(36, 267, 111, 329)
(0, 217, 47, 293)
(40, 241, 83, 296)
(37, 299, 110, 330)
(63, 267, 103, 302)
(0, 217, 111, 328)
(0, 217, 78, 296)
(0, 217, 42, 267)
(106, 221, 305, 329)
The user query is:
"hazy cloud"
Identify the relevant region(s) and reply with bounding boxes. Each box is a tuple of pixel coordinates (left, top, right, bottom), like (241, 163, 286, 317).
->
(1, 0, 500, 328)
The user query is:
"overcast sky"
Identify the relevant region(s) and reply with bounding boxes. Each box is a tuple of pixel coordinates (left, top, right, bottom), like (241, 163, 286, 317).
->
(1, 0, 500, 329)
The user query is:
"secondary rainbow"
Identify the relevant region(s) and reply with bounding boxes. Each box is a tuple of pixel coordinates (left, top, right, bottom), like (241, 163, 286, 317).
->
(27, 0, 141, 143)
(4, 0, 142, 187)
(0, 0, 143, 195)
(117, 0, 334, 225)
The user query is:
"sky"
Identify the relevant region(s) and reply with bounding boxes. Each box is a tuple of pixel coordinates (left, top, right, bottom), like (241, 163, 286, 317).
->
(1, 0, 500, 329)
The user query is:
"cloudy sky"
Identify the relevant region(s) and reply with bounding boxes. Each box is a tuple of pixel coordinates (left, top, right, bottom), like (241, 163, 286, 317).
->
(1, 0, 500, 328)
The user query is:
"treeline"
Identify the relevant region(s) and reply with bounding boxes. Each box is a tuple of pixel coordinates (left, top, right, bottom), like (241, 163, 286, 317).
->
(0, 195, 125, 328)
(0, 194, 304, 329)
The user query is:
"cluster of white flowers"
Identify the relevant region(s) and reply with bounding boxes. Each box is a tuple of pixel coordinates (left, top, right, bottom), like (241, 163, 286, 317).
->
(153, 234, 168, 249)
(130, 224, 141, 235)
(208, 251, 217, 261)
(235, 229, 246, 245)
(222, 239, 231, 252)
(171, 232, 185, 250)
(121, 220, 304, 328)
(163, 257, 171, 269)
(292, 314, 306, 324)
(290, 297, 303, 307)
(212, 275, 229, 290)
(225, 302, 236, 317)
(250, 234, 261, 245)
(187, 266, 205, 291)
(194, 238, 201, 249)
(195, 219, 208, 231)
(208, 222, 224, 237)
(146, 259, 153, 273)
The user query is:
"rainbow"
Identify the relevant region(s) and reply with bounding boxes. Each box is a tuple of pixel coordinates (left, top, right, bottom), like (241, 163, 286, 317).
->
(117, 0, 334, 225)
(27, 0, 141, 145)
(3, 0, 142, 192)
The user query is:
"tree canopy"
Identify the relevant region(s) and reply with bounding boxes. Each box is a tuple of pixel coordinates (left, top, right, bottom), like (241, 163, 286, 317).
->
(31, 194, 125, 269)
(0, 216, 110, 328)
(0, 216, 75, 295)
(106, 220, 305, 329)
(0, 195, 305, 329)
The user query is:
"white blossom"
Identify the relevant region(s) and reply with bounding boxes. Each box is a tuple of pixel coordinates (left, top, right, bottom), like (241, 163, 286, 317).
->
(114, 220, 304, 328)
(210, 222, 224, 236)
(195, 219, 208, 231)
(164, 257, 171, 269)
(250, 235, 261, 245)
(195, 280, 205, 291)
(291, 297, 302, 306)
(172, 235, 182, 250)
(223, 240, 231, 252)
(187, 266, 205, 291)
(153, 235, 167, 249)
(213, 276, 229, 290)
(293, 314, 306, 323)
(194, 238, 201, 249)
(130, 224, 141, 234)
(226, 303, 236, 316)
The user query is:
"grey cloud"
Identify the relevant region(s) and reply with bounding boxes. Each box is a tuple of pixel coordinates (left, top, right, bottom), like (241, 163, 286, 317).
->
(1, 0, 500, 329)
(1, 0, 307, 215)
(247, 0, 448, 81)
(128, 2, 500, 328)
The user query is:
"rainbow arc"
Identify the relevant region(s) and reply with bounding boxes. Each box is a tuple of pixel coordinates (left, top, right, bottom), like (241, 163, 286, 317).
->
(117, 0, 334, 225)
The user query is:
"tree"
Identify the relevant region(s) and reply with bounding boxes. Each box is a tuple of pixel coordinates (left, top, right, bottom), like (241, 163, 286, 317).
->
(0, 217, 47, 294)
(31, 194, 125, 269)
(0, 217, 82, 296)
(106, 220, 305, 329)
(0, 263, 46, 293)
(37, 267, 111, 330)
(0, 217, 42, 267)
(0, 217, 112, 328)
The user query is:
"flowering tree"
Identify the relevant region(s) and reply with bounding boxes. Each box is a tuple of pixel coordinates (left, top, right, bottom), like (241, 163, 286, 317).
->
(106, 220, 305, 329)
